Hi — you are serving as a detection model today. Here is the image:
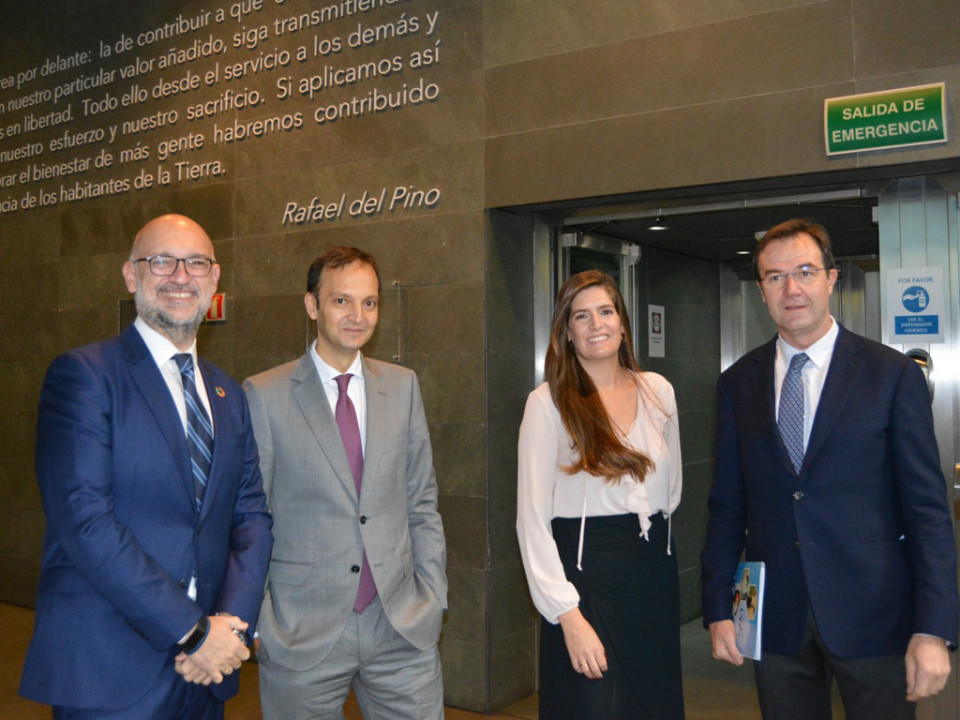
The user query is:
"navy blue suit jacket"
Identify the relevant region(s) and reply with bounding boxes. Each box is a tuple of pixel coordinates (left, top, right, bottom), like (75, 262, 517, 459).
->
(20, 325, 273, 710)
(701, 325, 957, 658)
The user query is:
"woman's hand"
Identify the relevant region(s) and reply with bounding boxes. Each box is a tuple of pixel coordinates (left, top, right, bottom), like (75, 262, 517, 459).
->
(558, 607, 608, 679)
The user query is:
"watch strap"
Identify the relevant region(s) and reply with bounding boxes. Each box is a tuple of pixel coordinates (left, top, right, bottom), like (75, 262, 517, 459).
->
(178, 614, 209, 655)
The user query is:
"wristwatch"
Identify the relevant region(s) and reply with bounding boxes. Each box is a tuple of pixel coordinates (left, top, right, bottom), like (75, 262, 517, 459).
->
(213, 612, 250, 646)
(178, 614, 210, 655)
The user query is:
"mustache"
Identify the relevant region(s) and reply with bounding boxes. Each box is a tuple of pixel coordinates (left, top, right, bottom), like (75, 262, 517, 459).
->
(157, 281, 198, 293)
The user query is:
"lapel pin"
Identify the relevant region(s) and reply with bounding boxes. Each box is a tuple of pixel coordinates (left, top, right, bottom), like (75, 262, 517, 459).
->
(215, 386, 226, 398)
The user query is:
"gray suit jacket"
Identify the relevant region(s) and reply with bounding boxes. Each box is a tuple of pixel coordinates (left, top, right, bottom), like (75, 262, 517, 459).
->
(243, 353, 447, 671)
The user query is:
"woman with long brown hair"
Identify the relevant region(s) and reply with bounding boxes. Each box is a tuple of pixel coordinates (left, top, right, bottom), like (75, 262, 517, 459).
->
(517, 270, 684, 719)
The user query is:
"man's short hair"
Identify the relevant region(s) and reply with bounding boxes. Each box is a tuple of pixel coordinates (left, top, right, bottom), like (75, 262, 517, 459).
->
(753, 218, 836, 281)
(306, 246, 381, 295)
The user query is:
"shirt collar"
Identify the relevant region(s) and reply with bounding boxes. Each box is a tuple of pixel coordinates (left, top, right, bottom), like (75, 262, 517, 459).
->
(309, 342, 364, 386)
(778, 316, 839, 369)
(134, 316, 197, 368)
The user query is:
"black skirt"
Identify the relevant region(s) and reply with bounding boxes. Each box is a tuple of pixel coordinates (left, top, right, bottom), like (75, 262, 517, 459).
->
(539, 512, 684, 720)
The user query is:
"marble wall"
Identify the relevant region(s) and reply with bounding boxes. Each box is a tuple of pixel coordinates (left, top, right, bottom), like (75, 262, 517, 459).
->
(3, 0, 960, 711)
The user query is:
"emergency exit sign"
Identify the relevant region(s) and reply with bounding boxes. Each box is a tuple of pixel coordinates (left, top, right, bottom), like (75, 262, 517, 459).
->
(824, 83, 946, 155)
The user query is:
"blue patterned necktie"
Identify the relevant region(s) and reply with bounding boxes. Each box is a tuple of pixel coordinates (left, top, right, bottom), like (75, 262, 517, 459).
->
(778, 352, 808, 473)
(174, 354, 213, 510)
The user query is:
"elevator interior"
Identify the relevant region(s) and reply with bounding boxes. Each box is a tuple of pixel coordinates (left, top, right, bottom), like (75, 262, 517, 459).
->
(555, 184, 883, 357)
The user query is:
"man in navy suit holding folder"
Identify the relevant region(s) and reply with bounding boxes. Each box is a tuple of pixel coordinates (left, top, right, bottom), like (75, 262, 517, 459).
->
(701, 218, 957, 719)
(20, 214, 273, 719)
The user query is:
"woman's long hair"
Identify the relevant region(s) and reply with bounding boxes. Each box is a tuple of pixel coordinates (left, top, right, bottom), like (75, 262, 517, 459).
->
(545, 270, 654, 484)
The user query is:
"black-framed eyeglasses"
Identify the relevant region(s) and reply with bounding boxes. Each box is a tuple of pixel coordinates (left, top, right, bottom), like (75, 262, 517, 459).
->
(760, 267, 826, 288)
(134, 255, 217, 277)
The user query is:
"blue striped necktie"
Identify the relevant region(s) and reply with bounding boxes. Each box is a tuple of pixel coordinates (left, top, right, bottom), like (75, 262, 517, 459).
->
(778, 352, 808, 473)
(174, 353, 213, 510)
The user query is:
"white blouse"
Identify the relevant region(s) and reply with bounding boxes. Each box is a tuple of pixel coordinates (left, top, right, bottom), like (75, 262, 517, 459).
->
(516, 372, 682, 624)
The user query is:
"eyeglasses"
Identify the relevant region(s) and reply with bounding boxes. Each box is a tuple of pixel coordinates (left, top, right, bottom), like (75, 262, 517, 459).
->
(134, 255, 217, 277)
(760, 267, 826, 288)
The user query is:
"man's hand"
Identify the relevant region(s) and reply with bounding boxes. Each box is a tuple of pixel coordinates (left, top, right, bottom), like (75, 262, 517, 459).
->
(175, 615, 249, 685)
(905, 634, 951, 701)
(709, 620, 744, 666)
(558, 607, 608, 679)
(175, 653, 214, 685)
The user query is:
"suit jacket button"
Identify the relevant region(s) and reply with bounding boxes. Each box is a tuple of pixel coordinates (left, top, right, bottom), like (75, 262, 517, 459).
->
(351, 565, 360, 573)
(359, 516, 367, 524)
(793, 491, 805, 501)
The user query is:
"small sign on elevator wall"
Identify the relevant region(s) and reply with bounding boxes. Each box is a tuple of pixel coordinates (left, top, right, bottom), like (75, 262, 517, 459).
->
(648, 304, 664, 358)
(886, 267, 943, 343)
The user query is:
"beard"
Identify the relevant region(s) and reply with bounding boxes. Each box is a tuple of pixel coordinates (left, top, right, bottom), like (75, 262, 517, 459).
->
(134, 280, 208, 346)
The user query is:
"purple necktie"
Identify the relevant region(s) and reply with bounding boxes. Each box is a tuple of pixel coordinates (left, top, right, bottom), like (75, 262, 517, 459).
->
(335, 374, 377, 612)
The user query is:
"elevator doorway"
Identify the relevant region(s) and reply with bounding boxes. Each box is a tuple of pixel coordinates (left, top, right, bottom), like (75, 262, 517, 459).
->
(523, 174, 960, 719)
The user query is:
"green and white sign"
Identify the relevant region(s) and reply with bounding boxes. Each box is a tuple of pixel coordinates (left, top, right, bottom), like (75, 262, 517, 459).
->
(824, 83, 947, 155)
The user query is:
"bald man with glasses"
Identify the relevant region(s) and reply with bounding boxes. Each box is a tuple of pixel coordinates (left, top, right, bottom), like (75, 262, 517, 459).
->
(20, 214, 273, 720)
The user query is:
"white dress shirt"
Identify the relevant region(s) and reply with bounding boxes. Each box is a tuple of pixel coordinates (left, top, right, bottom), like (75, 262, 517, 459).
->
(134, 316, 214, 603)
(134, 316, 213, 435)
(774, 317, 839, 452)
(309, 344, 367, 453)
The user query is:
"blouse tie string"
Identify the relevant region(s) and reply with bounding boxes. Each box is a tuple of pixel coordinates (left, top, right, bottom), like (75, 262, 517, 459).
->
(576, 476, 587, 572)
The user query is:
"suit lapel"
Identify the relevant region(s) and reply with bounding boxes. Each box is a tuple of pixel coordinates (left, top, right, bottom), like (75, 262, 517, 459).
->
(803, 326, 862, 470)
(753, 337, 797, 475)
(360, 357, 388, 489)
(291, 353, 358, 500)
(120, 326, 195, 510)
(197, 360, 229, 520)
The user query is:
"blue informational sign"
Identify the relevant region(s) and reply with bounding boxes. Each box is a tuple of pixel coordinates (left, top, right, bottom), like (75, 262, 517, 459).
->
(886, 268, 944, 343)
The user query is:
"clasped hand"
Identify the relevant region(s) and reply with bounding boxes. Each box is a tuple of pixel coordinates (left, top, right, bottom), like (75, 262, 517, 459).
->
(175, 614, 250, 685)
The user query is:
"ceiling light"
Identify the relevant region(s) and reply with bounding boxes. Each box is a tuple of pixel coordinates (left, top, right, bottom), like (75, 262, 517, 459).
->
(648, 217, 668, 231)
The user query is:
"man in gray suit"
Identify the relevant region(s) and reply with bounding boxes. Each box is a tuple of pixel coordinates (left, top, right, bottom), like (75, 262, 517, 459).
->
(243, 246, 447, 720)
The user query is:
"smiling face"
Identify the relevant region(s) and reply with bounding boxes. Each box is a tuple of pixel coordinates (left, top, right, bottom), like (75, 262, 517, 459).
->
(757, 232, 838, 349)
(305, 260, 379, 372)
(566, 285, 624, 366)
(122, 214, 220, 350)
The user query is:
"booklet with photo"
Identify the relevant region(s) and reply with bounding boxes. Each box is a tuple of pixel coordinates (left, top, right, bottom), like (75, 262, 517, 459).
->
(732, 561, 765, 660)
